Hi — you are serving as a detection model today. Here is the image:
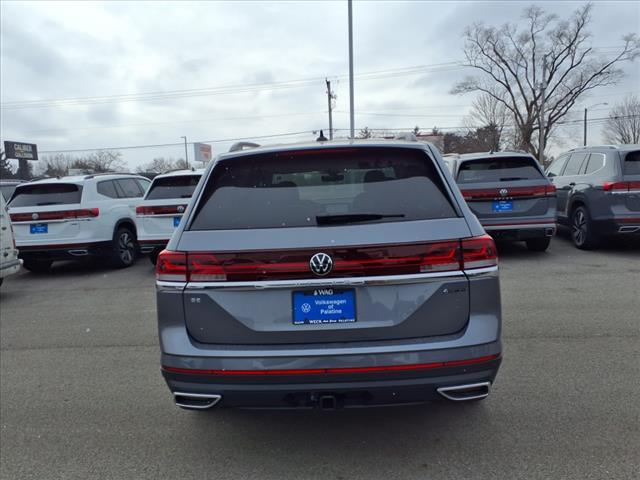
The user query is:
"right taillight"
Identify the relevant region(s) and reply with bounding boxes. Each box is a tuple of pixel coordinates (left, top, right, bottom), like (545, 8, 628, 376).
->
(461, 235, 498, 270)
(603, 181, 630, 193)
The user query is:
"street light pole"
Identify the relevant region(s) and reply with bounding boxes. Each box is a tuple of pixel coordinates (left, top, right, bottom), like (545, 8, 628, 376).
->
(583, 103, 608, 146)
(180, 136, 189, 168)
(348, 0, 355, 139)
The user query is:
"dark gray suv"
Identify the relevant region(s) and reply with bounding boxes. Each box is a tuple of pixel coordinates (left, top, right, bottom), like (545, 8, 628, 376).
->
(155, 139, 502, 410)
(451, 152, 557, 252)
(546, 145, 640, 249)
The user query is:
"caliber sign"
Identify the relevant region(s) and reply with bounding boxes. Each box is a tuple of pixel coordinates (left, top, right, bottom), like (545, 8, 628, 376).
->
(193, 143, 212, 165)
(4, 141, 38, 161)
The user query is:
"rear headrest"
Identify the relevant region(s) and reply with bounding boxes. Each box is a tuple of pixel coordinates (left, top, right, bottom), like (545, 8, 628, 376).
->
(363, 170, 387, 183)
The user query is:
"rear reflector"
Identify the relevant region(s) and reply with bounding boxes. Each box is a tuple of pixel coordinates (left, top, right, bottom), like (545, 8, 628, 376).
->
(461, 185, 556, 200)
(136, 205, 188, 216)
(155, 236, 498, 282)
(10, 208, 99, 222)
(603, 181, 640, 193)
(162, 353, 501, 376)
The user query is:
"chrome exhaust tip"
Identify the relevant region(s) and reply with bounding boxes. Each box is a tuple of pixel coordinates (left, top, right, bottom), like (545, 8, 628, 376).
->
(173, 392, 222, 410)
(437, 382, 491, 402)
(618, 225, 640, 233)
(544, 227, 556, 237)
(68, 249, 89, 256)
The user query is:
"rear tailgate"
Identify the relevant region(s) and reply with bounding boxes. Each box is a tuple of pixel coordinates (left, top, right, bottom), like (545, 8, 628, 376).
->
(169, 146, 481, 345)
(621, 150, 640, 212)
(8, 183, 87, 244)
(457, 156, 555, 223)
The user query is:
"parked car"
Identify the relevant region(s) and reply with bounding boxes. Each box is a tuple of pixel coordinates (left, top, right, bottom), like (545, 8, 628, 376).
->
(8, 173, 151, 272)
(0, 179, 25, 201)
(451, 151, 557, 252)
(136, 169, 204, 264)
(0, 194, 21, 285)
(546, 145, 640, 249)
(155, 139, 502, 410)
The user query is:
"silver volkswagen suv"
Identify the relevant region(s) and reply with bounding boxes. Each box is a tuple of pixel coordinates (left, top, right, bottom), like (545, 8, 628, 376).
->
(156, 139, 502, 410)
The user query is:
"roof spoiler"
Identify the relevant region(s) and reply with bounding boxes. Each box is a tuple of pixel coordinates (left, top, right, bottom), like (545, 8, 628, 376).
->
(228, 142, 260, 152)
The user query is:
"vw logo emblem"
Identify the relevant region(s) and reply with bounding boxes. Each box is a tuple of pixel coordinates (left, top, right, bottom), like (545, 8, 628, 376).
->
(499, 188, 509, 197)
(177, 205, 185, 213)
(309, 252, 333, 276)
(32, 213, 39, 220)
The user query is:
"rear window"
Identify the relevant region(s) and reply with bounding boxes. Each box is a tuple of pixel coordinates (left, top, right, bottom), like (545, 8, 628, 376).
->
(457, 156, 543, 183)
(146, 175, 201, 200)
(622, 150, 640, 175)
(8, 183, 82, 207)
(190, 147, 456, 230)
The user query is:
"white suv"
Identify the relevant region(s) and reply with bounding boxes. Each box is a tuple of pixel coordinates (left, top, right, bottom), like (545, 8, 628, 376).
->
(0, 194, 21, 285)
(8, 173, 151, 272)
(136, 169, 203, 264)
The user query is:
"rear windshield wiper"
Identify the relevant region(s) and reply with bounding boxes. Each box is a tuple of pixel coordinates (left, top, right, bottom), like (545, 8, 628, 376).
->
(499, 177, 529, 181)
(36, 202, 63, 206)
(316, 213, 405, 226)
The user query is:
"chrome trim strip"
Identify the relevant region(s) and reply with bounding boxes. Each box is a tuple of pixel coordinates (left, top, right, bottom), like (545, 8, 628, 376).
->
(463, 265, 499, 277)
(437, 382, 491, 402)
(483, 223, 556, 230)
(184, 270, 467, 290)
(156, 281, 187, 290)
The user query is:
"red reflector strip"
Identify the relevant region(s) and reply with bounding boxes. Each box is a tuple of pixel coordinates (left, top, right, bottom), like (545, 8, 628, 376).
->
(161, 354, 501, 376)
(136, 205, 187, 216)
(10, 208, 99, 222)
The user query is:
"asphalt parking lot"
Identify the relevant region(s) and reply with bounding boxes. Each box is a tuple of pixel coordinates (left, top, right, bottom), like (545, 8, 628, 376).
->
(1, 234, 638, 480)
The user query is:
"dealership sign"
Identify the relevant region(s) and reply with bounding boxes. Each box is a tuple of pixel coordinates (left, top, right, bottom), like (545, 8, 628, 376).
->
(4, 141, 39, 161)
(193, 143, 212, 164)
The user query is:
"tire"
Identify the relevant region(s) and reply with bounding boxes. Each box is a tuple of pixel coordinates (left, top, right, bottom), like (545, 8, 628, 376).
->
(111, 226, 137, 268)
(22, 258, 53, 273)
(525, 237, 551, 252)
(571, 206, 599, 250)
(148, 249, 160, 265)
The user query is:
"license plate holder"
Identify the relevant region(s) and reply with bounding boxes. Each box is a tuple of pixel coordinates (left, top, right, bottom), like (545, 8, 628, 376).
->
(492, 200, 513, 212)
(30, 223, 48, 234)
(292, 288, 356, 325)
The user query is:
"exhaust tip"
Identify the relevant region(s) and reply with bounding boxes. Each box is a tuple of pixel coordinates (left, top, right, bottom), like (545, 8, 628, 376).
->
(544, 227, 556, 237)
(68, 249, 89, 256)
(437, 382, 491, 402)
(173, 392, 222, 410)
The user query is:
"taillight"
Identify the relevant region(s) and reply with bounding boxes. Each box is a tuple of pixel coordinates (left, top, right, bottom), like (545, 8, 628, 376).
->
(156, 237, 497, 283)
(461, 235, 498, 269)
(136, 205, 187, 216)
(603, 181, 640, 193)
(461, 186, 549, 200)
(10, 208, 99, 222)
(156, 251, 188, 281)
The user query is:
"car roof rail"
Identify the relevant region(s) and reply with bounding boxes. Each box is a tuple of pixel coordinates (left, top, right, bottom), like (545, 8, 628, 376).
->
(83, 172, 140, 180)
(229, 142, 260, 152)
(393, 132, 418, 142)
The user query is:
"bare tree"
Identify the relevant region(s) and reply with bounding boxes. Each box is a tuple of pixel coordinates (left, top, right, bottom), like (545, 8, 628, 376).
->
(37, 153, 75, 177)
(452, 3, 639, 160)
(466, 92, 509, 150)
(602, 94, 640, 144)
(358, 127, 373, 139)
(136, 157, 189, 174)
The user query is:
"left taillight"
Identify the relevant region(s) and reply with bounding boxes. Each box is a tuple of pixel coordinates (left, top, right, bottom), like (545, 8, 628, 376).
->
(156, 251, 188, 282)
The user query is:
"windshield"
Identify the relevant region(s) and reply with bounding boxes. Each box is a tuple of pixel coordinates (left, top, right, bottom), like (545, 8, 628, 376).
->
(457, 157, 544, 183)
(190, 148, 457, 230)
(8, 183, 82, 207)
(146, 175, 201, 200)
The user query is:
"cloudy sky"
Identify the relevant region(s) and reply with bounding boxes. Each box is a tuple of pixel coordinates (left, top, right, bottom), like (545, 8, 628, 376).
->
(1, 0, 638, 170)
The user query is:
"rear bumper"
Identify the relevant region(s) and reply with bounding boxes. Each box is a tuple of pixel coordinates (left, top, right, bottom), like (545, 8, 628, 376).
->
(592, 217, 640, 236)
(0, 258, 22, 278)
(138, 239, 168, 254)
(162, 351, 502, 409)
(483, 221, 556, 240)
(17, 241, 112, 260)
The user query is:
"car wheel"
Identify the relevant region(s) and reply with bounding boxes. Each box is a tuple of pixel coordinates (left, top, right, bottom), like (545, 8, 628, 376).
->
(111, 226, 137, 268)
(22, 258, 53, 273)
(525, 237, 551, 252)
(571, 206, 599, 250)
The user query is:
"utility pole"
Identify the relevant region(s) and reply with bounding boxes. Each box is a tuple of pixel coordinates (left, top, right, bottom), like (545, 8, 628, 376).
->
(584, 103, 608, 146)
(325, 78, 335, 140)
(348, 0, 355, 139)
(180, 136, 189, 169)
(538, 56, 548, 166)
